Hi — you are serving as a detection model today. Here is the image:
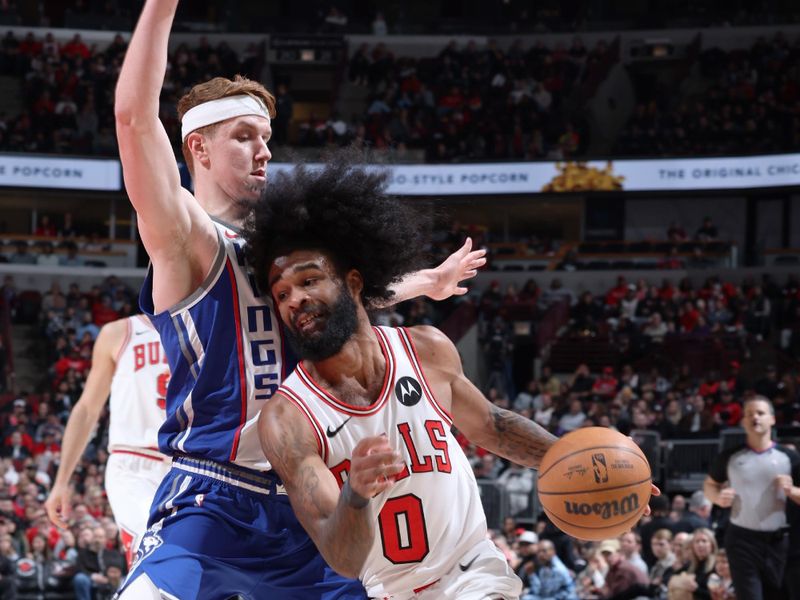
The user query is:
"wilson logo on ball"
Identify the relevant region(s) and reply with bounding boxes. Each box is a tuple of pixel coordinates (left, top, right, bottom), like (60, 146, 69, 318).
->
(563, 492, 640, 520)
(591, 453, 609, 483)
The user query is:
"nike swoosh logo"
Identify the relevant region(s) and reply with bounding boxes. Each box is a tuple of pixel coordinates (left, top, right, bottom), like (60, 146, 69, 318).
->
(459, 555, 479, 572)
(326, 417, 352, 438)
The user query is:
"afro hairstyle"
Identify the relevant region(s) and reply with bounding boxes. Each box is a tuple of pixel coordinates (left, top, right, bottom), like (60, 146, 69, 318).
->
(243, 152, 432, 306)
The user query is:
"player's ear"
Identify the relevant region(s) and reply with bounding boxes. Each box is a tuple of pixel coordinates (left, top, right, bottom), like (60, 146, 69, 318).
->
(345, 269, 363, 297)
(187, 132, 210, 168)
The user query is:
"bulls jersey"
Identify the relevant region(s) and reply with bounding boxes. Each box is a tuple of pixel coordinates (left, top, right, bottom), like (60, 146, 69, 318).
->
(108, 316, 169, 455)
(278, 326, 487, 598)
(140, 219, 294, 470)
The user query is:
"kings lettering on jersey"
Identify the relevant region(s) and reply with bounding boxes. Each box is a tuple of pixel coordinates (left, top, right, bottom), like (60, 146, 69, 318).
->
(139, 222, 291, 469)
(231, 235, 283, 401)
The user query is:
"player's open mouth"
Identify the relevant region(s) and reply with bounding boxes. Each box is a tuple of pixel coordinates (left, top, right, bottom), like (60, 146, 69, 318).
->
(251, 169, 266, 178)
(296, 311, 324, 333)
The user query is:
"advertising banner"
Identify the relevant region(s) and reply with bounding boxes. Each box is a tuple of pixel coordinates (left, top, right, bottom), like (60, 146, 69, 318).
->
(0, 154, 121, 191)
(269, 153, 800, 195)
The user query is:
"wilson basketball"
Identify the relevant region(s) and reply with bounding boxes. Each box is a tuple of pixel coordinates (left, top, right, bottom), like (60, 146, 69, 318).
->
(537, 427, 651, 541)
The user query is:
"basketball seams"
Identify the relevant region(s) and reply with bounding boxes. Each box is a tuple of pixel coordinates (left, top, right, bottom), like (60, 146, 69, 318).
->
(538, 444, 648, 481)
(537, 477, 652, 496)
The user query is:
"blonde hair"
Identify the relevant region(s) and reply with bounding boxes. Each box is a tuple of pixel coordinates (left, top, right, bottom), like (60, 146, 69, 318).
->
(652, 528, 673, 542)
(688, 528, 717, 574)
(178, 75, 276, 176)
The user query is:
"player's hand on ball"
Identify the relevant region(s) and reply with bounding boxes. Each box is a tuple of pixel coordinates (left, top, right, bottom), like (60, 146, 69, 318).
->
(350, 435, 405, 499)
(643, 483, 662, 517)
(717, 487, 737, 507)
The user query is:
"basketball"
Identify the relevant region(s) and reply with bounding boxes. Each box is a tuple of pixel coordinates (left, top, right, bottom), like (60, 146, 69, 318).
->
(537, 427, 652, 541)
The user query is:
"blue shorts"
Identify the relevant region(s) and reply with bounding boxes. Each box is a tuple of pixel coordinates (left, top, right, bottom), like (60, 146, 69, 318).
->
(118, 456, 366, 600)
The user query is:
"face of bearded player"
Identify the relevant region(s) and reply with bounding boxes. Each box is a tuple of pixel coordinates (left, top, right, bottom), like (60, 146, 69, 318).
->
(269, 249, 359, 362)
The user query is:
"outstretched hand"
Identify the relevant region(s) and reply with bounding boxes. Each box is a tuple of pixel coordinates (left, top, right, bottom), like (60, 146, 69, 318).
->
(426, 238, 487, 301)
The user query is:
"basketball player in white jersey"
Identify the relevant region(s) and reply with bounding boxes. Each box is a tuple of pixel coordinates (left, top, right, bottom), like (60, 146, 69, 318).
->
(45, 315, 171, 565)
(242, 158, 561, 600)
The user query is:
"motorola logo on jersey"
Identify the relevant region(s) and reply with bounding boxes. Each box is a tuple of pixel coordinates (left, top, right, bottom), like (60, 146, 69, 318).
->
(395, 377, 422, 406)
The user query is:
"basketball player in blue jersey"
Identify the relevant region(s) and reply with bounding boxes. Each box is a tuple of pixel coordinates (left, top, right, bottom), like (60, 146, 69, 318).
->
(113, 2, 485, 598)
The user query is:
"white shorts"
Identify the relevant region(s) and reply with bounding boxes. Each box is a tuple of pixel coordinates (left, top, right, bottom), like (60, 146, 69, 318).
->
(105, 450, 171, 564)
(411, 538, 523, 600)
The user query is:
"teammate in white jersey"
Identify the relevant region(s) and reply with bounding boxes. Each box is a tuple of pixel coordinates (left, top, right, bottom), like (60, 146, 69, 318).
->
(243, 158, 560, 599)
(45, 316, 171, 565)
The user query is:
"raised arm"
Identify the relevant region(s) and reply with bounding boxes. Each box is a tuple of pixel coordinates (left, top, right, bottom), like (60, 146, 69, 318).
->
(407, 326, 557, 469)
(258, 396, 404, 579)
(45, 319, 126, 528)
(385, 238, 487, 305)
(115, 0, 217, 311)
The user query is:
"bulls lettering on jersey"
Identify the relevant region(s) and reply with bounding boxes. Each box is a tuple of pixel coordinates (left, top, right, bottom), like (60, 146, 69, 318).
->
(139, 220, 295, 470)
(278, 326, 488, 598)
(108, 316, 170, 454)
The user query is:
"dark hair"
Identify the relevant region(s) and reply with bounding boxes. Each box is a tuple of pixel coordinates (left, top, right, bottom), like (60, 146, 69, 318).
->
(243, 151, 431, 306)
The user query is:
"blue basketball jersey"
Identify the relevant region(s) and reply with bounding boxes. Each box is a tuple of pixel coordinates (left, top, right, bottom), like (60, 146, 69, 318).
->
(140, 219, 296, 470)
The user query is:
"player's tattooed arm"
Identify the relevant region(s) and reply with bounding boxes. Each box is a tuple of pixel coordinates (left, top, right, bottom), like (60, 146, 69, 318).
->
(409, 326, 557, 470)
(258, 396, 385, 578)
(482, 404, 557, 468)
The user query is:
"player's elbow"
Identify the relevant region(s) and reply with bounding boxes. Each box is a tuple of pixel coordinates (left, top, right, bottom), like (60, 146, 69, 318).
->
(114, 86, 136, 126)
(114, 90, 155, 130)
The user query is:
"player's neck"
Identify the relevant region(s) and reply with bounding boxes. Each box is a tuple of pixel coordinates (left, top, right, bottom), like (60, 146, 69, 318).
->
(195, 181, 245, 228)
(306, 325, 385, 407)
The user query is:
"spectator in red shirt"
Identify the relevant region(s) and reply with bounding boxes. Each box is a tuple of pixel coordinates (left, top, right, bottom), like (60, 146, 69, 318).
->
(659, 279, 678, 302)
(91, 294, 119, 326)
(53, 349, 90, 382)
(18, 32, 42, 57)
(606, 276, 629, 307)
(32, 432, 60, 458)
(711, 388, 742, 427)
(679, 301, 700, 332)
(25, 510, 60, 549)
(658, 246, 684, 270)
(592, 367, 619, 399)
(34, 214, 58, 237)
(61, 33, 91, 60)
(697, 373, 720, 398)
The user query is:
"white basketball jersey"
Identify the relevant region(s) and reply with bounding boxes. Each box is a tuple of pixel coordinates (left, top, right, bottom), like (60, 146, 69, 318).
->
(108, 316, 169, 455)
(278, 326, 488, 598)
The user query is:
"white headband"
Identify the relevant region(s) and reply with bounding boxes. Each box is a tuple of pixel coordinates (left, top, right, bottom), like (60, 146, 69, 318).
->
(181, 95, 270, 141)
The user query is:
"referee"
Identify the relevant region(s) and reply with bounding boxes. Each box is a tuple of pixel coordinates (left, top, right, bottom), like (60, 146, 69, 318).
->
(704, 396, 800, 600)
